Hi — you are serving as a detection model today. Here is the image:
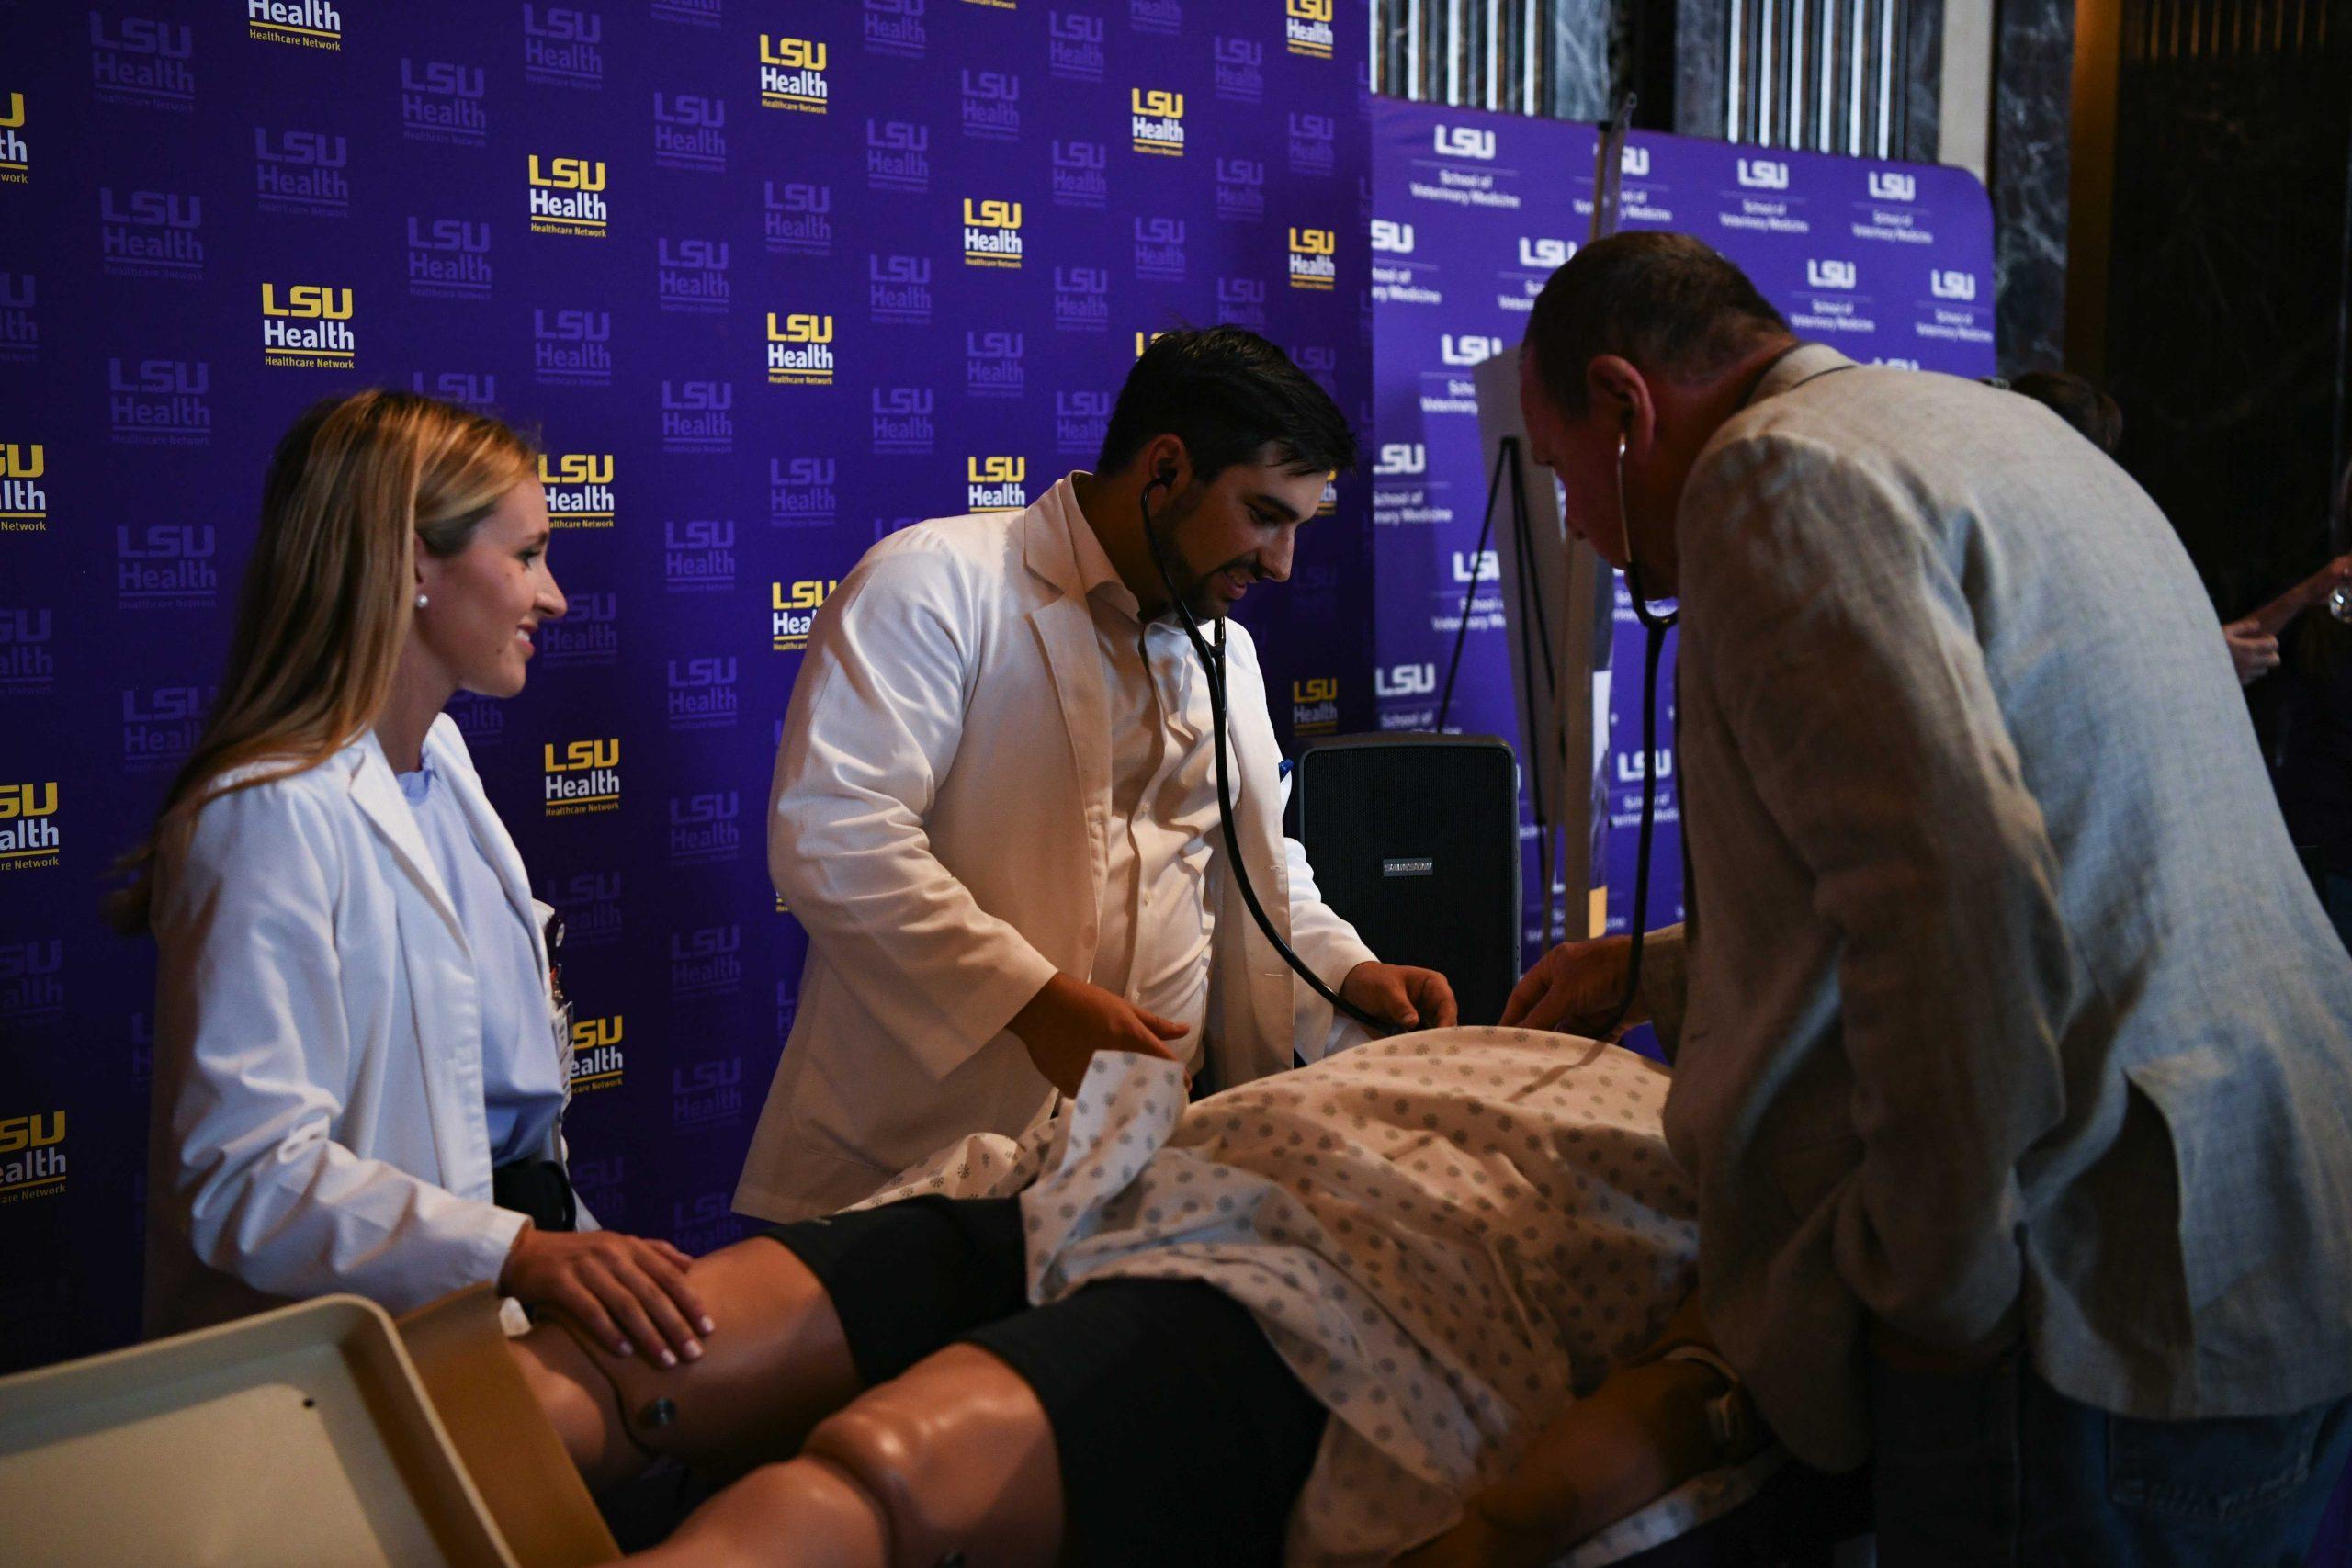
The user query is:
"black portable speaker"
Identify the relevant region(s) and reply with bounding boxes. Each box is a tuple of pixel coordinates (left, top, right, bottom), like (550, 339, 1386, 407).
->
(1292, 734, 1521, 1027)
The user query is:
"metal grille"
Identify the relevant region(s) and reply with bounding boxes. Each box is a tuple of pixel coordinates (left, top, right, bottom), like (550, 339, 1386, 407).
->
(1726, 0, 1906, 156)
(1373, 0, 1551, 114)
(2124, 0, 2336, 60)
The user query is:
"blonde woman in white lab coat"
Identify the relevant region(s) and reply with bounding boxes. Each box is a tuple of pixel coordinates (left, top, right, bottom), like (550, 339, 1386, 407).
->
(113, 390, 709, 1368)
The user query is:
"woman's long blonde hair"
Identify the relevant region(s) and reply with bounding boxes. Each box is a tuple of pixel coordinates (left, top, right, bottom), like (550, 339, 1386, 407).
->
(108, 390, 537, 931)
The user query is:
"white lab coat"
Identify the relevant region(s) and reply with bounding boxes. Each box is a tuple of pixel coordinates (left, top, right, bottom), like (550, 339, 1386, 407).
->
(735, 479, 1379, 1221)
(144, 716, 582, 1337)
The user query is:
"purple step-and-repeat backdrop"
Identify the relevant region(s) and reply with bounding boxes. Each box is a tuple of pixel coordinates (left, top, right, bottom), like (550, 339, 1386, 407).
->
(1367, 98, 1996, 951)
(0, 0, 1371, 1371)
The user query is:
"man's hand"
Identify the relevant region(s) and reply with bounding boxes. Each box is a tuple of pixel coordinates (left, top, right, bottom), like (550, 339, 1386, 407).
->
(1008, 972, 1189, 1096)
(1501, 933, 1639, 1034)
(1338, 961, 1458, 1032)
(500, 1225, 713, 1366)
(2223, 618, 2282, 686)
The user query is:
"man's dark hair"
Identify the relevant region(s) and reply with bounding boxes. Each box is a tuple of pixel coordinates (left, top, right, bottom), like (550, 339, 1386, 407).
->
(1524, 232, 1792, 420)
(2008, 369, 2123, 456)
(1097, 326, 1356, 482)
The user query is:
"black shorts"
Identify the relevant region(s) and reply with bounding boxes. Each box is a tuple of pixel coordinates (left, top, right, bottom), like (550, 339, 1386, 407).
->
(764, 1195, 1328, 1567)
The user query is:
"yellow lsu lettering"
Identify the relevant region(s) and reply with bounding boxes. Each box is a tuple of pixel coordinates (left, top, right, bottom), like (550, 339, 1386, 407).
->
(0, 784, 59, 819)
(1131, 88, 1184, 118)
(544, 739, 620, 772)
(1135, 331, 1170, 357)
(1, 93, 23, 128)
(526, 155, 607, 191)
(1294, 678, 1338, 703)
(1290, 227, 1336, 254)
(961, 198, 1023, 229)
(0, 1112, 64, 1155)
(760, 36, 827, 69)
(772, 580, 836, 610)
(967, 456, 1025, 484)
(766, 312, 834, 343)
(260, 284, 355, 320)
(538, 453, 614, 484)
(0, 444, 42, 479)
(571, 1014, 623, 1049)
(1286, 0, 1332, 17)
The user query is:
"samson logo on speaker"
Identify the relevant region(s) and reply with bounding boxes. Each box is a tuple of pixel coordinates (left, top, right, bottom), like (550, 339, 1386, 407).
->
(772, 579, 836, 650)
(1130, 88, 1184, 156)
(569, 1013, 624, 1091)
(759, 34, 829, 113)
(538, 451, 615, 527)
(1286, 226, 1336, 290)
(0, 782, 60, 873)
(1284, 0, 1333, 57)
(544, 738, 621, 817)
(967, 456, 1027, 513)
(962, 197, 1023, 269)
(1, 94, 29, 185)
(1381, 858, 1434, 878)
(765, 311, 836, 386)
(526, 153, 607, 238)
(247, 0, 342, 50)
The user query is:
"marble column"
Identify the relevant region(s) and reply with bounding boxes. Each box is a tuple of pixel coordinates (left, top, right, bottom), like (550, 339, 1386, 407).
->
(1547, 0, 1617, 119)
(1988, 0, 2073, 375)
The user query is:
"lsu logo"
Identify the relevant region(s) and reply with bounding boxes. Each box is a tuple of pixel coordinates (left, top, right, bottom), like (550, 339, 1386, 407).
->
(1433, 124, 1494, 161)
(0, 1109, 66, 1196)
(1292, 676, 1338, 733)
(543, 738, 621, 816)
(772, 579, 837, 650)
(1453, 549, 1499, 583)
(1284, 0, 1333, 57)
(0, 93, 26, 184)
(247, 0, 344, 50)
(570, 1013, 624, 1089)
(1130, 87, 1184, 156)
(1370, 219, 1414, 254)
(1806, 258, 1857, 290)
(1442, 333, 1503, 367)
(538, 451, 616, 526)
(760, 35, 830, 113)
(1736, 156, 1789, 190)
(1375, 662, 1437, 699)
(0, 781, 61, 867)
(1620, 144, 1650, 176)
(967, 455, 1027, 512)
(259, 284, 356, 367)
(1286, 226, 1336, 290)
(1518, 236, 1572, 269)
(1372, 442, 1425, 477)
(1, 442, 46, 529)
(526, 154, 607, 235)
(1930, 269, 1977, 301)
(1868, 170, 1917, 202)
(961, 197, 1023, 269)
(766, 311, 836, 386)
(1135, 328, 1171, 357)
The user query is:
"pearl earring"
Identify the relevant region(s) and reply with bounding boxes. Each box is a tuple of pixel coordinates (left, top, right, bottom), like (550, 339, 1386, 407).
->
(414, 592, 429, 610)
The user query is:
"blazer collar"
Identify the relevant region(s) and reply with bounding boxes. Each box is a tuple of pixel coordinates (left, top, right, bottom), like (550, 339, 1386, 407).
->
(343, 728, 466, 944)
(423, 717, 550, 977)
(1021, 473, 1102, 599)
(1744, 342, 1857, 409)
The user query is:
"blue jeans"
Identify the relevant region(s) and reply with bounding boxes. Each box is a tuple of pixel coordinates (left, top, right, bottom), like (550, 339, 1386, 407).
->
(1869, 1348, 2352, 1566)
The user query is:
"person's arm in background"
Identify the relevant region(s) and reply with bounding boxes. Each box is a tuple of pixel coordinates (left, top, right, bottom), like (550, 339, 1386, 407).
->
(2226, 552, 2352, 685)
(1680, 432, 2085, 1360)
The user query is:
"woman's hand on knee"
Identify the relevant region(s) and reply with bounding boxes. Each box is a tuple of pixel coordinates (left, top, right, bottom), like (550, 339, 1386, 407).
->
(501, 1224, 715, 1366)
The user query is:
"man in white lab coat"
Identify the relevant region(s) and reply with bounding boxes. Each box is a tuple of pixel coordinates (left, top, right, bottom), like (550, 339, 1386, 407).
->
(736, 329, 1455, 1220)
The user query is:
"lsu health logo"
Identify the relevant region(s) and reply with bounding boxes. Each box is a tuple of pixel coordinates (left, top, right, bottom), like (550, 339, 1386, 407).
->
(1287, 109, 1335, 175)
(1370, 219, 1414, 254)
(0, 782, 60, 872)
(766, 311, 835, 386)
(1736, 156, 1790, 190)
(1930, 268, 1978, 301)
(527, 154, 607, 238)
(260, 283, 354, 368)
(1433, 123, 1495, 161)
(962, 197, 1023, 269)
(538, 451, 615, 527)
(400, 58, 487, 147)
(962, 69, 1020, 141)
(653, 91, 727, 173)
(657, 236, 729, 314)
(1216, 155, 1265, 221)
(1213, 36, 1263, 101)
(99, 186, 203, 281)
(666, 656, 739, 732)
(412, 369, 495, 410)
(534, 586, 616, 670)
(1216, 274, 1267, 327)
(0, 940, 63, 1026)
(672, 1053, 745, 1128)
(1806, 258, 1858, 291)
(247, 0, 342, 50)
(771, 579, 835, 651)
(1516, 235, 1572, 269)
(1055, 389, 1110, 456)
(765, 180, 834, 255)
(670, 926, 741, 999)
(0, 274, 32, 365)
(759, 35, 828, 113)
(1453, 548, 1499, 583)
(868, 254, 933, 326)
(1376, 661, 1436, 698)
(1372, 441, 1425, 476)
(1130, 0, 1179, 32)
(122, 684, 213, 769)
(1286, 226, 1336, 290)
(0, 94, 28, 185)
(967, 456, 1027, 512)
(671, 787, 743, 864)
(406, 216, 492, 300)
(544, 737, 620, 817)
(0, 1109, 67, 1201)
(1131, 88, 1183, 157)
(570, 1013, 623, 1091)
(1050, 139, 1107, 209)
(770, 457, 837, 528)
(533, 306, 612, 387)
(1868, 170, 1917, 203)
(543, 867, 622, 950)
(522, 6, 603, 89)
(1285, 0, 1334, 57)
(1442, 332, 1503, 367)
(0, 445, 44, 534)
(1291, 677, 1338, 734)
(663, 518, 736, 592)
(871, 387, 935, 455)
(966, 330, 1023, 398)
(0, 608, 55, 695)
(865, 0, 928, 58)
(1134, 216, 1185, 282)
(1053, 265, 1109, 332)
(89, 12, 196, 113)
(1046, 9, 1105, 80)
(662, 379, 734, 455)
(866, 118, 931, 194)
(108, 358, 211, 447)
